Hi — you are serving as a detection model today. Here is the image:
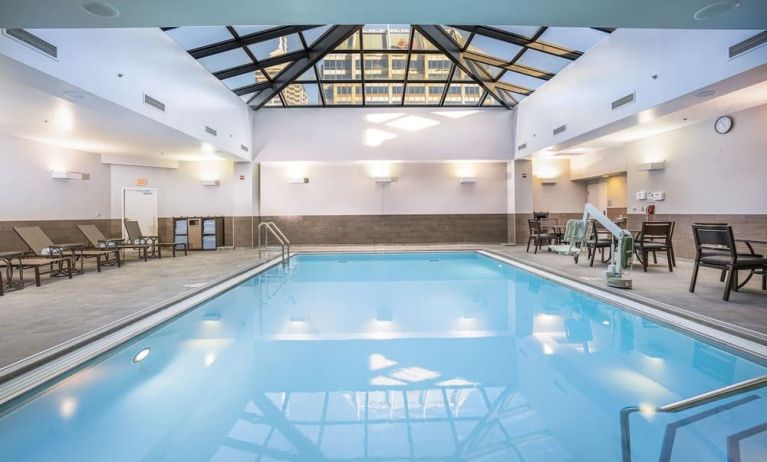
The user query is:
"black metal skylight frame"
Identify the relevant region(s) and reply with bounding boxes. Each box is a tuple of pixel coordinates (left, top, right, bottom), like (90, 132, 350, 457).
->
(164, 25, 613, 110)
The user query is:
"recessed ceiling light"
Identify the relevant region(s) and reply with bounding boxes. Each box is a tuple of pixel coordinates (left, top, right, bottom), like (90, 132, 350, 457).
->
(693, 0, 740, 21)
(81, 1, 120, 18)
(694, 89, 717, 98)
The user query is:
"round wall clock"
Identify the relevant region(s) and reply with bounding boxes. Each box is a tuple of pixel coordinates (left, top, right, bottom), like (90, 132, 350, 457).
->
(714, 115, 733, 134)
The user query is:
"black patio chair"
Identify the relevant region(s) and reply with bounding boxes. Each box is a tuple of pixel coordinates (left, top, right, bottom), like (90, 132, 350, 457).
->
(585, 221, 613, 267)
(689, 224, 767, 301)
(634, 221, 674, 272)
(527, 219, 553, 254)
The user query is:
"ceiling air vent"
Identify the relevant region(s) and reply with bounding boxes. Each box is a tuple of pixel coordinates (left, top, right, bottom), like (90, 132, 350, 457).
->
(4, 29, 57, 58)
(205, 126, 218, 136)
(553, 125, 567, 136)
(611, 92, 635, 110)
(143, 94, 166, 112)
(240, 144, 249, 153)
(729, 31, 767, 59)
(518, 143, 527, 151)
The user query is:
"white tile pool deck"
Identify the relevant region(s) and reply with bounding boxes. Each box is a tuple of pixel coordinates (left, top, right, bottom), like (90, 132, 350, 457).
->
(0, 244, 765, 371)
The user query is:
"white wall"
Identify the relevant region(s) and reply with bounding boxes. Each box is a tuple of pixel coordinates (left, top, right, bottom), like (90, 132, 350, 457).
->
(0, 133, 110, 220)
(530, 158, 587, 213)
(625, 103, 767, 214)
(573, 103, 767, 215)
(260, 161, 507, 216)
(0, 28, 252, 159)
(253, 107, 514, 162)
(506, 160, 533, 215)
(516, 29, 767, 156)
(606, 175, 627, 209)
(232, 162, 259, 217)
(109, 161, 236, 219)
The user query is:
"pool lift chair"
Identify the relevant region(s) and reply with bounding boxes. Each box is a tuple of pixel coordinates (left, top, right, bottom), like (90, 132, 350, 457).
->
(568, 203, 634, 289)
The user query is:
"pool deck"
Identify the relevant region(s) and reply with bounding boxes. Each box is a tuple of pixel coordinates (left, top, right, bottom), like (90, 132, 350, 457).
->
(0, 244, 765, 370)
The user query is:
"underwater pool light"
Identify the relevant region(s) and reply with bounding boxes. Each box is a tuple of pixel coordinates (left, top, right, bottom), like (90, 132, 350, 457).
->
(132, 347, 151, 363)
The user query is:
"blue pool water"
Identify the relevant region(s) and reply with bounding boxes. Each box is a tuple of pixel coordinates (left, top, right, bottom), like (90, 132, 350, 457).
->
(0, 252, 765, 461)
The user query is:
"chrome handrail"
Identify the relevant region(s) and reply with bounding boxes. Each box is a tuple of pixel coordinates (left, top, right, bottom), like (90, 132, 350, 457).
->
(257, 222, 289, 264)
(619, 375, 767, 462)
(266, 221, 290, 257)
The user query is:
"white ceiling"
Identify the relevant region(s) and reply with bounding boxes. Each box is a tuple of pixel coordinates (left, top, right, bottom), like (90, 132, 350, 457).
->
(539, 65, 767, 158)
(0, 55, 238, 161)
(0, 0, 763, 29)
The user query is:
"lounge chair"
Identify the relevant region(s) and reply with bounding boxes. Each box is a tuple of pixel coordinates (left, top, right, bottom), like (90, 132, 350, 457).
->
(14, 226, 120, 273)
(124, 220, 187, 258)
(0, 250, 72, 287)
(689, 224, 767, 301)
(77, 224, 149, 262)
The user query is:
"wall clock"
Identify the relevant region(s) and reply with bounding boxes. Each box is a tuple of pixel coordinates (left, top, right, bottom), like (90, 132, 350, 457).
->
(714, 115, 733, 134)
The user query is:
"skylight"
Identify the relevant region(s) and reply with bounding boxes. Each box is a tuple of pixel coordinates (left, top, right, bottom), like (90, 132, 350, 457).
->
(164, 25, 612, 109)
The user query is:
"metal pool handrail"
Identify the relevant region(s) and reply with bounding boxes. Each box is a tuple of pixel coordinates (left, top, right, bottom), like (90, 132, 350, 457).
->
(257, 222, 290, 264)
(619, 374, 767, 462)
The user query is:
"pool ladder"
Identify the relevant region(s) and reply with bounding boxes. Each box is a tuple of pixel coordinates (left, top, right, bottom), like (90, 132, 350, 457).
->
(619, 374, 767, 462)
(257, 222, 290, 264)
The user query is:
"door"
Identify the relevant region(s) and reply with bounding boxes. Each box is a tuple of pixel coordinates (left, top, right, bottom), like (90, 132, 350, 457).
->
(587, 181, 608, 214)
(123, 188, 158, 238)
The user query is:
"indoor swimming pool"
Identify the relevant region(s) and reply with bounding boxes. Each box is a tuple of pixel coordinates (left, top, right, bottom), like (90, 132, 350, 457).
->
(0, 252, 765, 461)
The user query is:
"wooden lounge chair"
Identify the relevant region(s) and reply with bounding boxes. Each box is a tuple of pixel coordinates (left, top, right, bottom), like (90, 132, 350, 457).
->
(689, 224, 767, 301)
(124, 220, 187, 258)
(77, 224, 149, 262)
(14, 226, 119, 273)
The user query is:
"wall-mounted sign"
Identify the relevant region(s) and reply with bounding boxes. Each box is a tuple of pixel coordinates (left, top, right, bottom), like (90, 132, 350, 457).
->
(136, 178, 148, 186)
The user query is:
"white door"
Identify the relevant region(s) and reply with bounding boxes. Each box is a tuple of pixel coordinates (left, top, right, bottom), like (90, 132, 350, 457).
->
(123, 188, 158, 238)
(587, 181, 608, 214)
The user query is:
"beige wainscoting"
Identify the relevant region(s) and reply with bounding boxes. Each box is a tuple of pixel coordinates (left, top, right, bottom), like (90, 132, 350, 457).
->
(258, 214, 508, 245)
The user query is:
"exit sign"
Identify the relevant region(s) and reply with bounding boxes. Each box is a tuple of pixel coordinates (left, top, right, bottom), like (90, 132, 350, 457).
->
(136, 178, 148, 186)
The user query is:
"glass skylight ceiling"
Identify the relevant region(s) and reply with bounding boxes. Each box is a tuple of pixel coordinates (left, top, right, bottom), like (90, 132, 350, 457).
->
(165, 25, 613, 109)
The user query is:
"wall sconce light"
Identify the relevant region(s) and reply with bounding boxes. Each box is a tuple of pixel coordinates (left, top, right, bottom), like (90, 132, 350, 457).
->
(459, 176, 477, 184)
(51, 171, 88, 180)
(289, 177, 310, 184)
(200, 179, 220, 186)
(540, 177, 558, 185)
(636, 161, 665, 172)
(374, 176, 393, 184)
